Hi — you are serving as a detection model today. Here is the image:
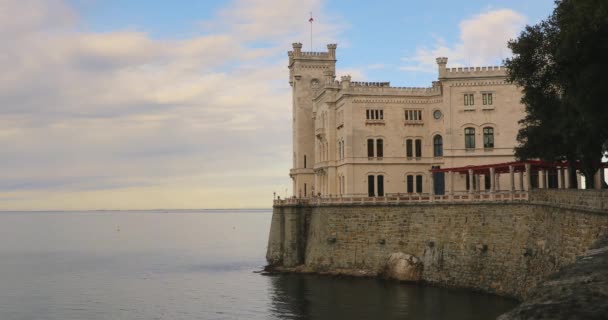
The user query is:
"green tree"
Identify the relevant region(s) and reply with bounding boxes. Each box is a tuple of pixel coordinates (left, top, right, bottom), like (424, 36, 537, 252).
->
(505, 0, 608, 188)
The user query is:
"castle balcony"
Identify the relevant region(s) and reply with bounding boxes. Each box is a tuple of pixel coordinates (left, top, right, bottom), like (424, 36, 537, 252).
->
(289, 168, 314, 178)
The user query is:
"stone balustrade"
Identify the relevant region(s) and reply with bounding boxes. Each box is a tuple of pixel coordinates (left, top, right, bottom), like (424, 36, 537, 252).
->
(273, 190, 529, 207)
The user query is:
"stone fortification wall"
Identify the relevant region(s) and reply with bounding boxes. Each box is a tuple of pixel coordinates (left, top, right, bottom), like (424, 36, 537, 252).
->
(267, 205, 311, 267)
(266, 190, 608, 299)
(531, 189, 608, 212)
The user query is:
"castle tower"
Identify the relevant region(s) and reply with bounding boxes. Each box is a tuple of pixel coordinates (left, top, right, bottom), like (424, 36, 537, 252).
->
(288, 43, 337, 197)
(436, 57, 448, 78)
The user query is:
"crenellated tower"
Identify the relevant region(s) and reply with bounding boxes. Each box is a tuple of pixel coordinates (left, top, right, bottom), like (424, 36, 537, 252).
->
(288, 43, 337, 198)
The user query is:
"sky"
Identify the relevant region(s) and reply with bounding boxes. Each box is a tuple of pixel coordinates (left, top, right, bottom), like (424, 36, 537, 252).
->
(0, 0, 555, 210)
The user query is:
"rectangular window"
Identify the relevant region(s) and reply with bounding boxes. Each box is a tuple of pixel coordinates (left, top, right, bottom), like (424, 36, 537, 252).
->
(377, 175, 384, 197)
(433, 135, 443, 157)
(404, 109, 423, 123)
(465, 128, 475, 149)
(376, 139, 383, 158)
(483, 127, 494, 148)
(406, 139, 413, 158)
(304, 183, 307, 197)
(367, 139, 374, 158)
(407, 175, 414, 193)
(368, 175, 375, 197)
(416, 175, 423, 193)
(415, 139, 422, 158)
(366, 109, 384, 121)
(464, 93, 474, 106)
(483, 93, 493, 105)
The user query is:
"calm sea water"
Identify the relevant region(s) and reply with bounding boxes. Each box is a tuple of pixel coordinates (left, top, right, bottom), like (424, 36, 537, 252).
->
(0, 210, 518, 320)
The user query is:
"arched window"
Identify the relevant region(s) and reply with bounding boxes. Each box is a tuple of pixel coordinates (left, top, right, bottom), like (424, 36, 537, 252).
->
(483, 127, 494, 148)
(406, 175, 414, 193)
(433, 135, 443, 157)
(465, 127, 475, 149)
(416, 175, 423, 193)
(415, 139, 422, 158)
(304, 155, 307, 168)
(368, 175, 375, 196)
(406, 139, 413, 158)
(377, 175, 384, 196)
(367, 139, 374, 158)
(376, 139, 383, 158)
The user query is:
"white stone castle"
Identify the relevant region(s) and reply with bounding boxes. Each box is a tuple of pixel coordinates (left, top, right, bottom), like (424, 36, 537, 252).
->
(288, 43, 526, 198)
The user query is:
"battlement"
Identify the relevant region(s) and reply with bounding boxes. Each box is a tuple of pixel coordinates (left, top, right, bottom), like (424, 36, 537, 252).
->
(336, 77, 441, 95)
(447, 66, 504, 72)
(288, 43, 337, 61)
(349, 86, 441, 95)
(350, 81, 391, 87)
(436, 57, 507, 79)
(301, 51, 331, 57)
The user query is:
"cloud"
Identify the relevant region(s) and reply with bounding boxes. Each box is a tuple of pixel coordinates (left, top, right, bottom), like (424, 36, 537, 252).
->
(0, 0, 345, 210)
(400, 9, 526, 73)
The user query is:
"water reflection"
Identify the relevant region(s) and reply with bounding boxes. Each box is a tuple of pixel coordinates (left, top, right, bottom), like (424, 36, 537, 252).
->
(0, 210, 518, 320)
(268, 274, 518, 320)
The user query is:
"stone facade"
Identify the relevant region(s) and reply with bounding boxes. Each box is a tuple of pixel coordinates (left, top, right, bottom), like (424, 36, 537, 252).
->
(288, 43, 525, 199)
(267, 190, 608, 299)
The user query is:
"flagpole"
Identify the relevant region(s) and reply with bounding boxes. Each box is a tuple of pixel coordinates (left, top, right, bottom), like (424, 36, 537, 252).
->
(309, 12, 313, 51)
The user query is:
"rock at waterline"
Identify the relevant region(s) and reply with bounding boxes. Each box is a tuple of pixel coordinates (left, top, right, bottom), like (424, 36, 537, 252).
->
(383, 252, 423, 282)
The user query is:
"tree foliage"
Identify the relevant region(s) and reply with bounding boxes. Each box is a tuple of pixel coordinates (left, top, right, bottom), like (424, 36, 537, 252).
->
(505, 0, 608, 187)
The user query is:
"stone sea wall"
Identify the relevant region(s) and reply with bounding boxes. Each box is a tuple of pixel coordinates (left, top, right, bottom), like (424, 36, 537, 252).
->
(266, 190, 608, 299)
(498, 234, 608, 319)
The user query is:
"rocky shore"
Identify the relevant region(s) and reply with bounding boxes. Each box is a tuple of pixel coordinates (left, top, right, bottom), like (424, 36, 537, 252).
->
(498, 235, 608, 319)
